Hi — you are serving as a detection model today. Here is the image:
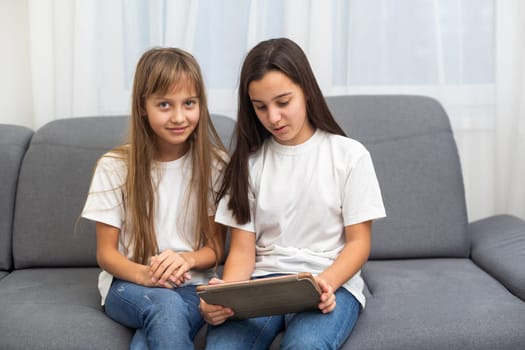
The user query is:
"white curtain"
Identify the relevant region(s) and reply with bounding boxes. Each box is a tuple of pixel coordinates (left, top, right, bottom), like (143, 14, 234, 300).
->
(27, 0, 197, 126)
(495, 0, 525, 219)
(26, 0, 524, 221)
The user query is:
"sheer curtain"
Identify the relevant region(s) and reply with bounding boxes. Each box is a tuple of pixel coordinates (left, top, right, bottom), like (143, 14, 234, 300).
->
(26, 0, 524, 221)
(27, 0, 197, 126)
(27, 0, 494, 125)
(495, 0, 525, 219)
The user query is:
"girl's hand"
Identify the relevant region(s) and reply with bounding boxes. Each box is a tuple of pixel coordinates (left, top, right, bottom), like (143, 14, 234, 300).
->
(315, 276, 336, 314)
(135, 265, 154, 287)
(149, 250, 192, 287)
(134, 264, 172, 288)
(199, 278, 235, 325)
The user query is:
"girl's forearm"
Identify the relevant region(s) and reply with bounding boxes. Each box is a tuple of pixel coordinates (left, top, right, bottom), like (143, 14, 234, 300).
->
(98, 248, 151, 286)
(96, 222, 152, 286)
(220, 228, 256, 282)
(181, 246, 219, 270)
(319, 221, 372, 290)
(319, 240, 369, 291)
(221, 253, 254, 282)
(181, 219, 226, 270)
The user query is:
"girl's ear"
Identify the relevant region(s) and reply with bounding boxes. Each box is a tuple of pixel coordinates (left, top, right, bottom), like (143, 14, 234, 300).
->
(139, 96, 148, 117)
(140, 106, 147, 118)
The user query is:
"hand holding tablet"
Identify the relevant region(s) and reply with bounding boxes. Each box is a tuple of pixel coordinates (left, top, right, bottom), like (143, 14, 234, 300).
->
(197, 273, 322, 319)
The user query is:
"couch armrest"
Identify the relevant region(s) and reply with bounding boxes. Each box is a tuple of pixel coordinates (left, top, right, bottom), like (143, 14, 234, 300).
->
(470, 214, 525, 301)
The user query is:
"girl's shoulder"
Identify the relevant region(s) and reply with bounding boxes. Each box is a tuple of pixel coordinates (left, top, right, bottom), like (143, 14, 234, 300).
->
(318, 131, 372, 170)
(96, 147, 128, 172)
(88, 148, 128, 191)
(322, 130, 368, 155)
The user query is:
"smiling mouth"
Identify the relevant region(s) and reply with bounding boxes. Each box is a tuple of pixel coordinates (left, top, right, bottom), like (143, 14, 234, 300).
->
(167, 126, 187, 133)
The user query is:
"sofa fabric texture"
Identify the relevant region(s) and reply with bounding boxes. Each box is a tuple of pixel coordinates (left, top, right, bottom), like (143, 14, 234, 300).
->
(470, 214, 525, 300)
(0, 96, 524, 350)
(327, 95, 470, 259)
(0, 125, 33, 273)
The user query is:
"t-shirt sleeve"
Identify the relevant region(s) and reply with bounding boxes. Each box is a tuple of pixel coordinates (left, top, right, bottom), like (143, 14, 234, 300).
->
(215, 191, 256, 233)
(342, 150, 386, 226)
(81, 156, 126, 229)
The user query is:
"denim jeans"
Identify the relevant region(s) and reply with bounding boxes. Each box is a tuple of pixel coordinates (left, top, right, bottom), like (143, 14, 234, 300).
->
(205, 286, 361, 350)
(104, 278, 203, 350)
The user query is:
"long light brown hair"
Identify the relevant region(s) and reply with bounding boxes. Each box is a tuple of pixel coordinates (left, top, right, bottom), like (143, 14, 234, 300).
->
(218, 38, 346, 224)
(111, 47, 226, 264)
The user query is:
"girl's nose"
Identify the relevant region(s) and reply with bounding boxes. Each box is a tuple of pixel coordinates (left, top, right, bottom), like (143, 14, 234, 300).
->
(268, 107, 281, 124)
(170, 108, 184, 124)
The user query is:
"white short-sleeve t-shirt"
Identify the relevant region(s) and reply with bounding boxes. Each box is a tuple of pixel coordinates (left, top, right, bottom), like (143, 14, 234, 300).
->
(215, 129, 386, 307)
(82, 150, 224, 305)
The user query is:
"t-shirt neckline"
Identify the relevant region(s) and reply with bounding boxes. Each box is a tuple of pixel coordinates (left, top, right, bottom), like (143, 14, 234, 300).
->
(268, 129, 322, 155)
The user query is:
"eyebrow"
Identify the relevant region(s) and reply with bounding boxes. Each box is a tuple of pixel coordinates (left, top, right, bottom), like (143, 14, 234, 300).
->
(150, 94, 199, 100)
(251, 92, 293, 103)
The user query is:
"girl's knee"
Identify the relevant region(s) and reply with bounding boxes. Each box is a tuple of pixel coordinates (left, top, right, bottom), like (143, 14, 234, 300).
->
(142, 291, 188, 318)
(281, 333, 336, 350)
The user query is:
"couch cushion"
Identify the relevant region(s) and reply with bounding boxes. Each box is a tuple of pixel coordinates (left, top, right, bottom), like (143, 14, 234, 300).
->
(470, 214, 525, 301)
(0, 268, 132, 350)
(211, 114, 236, 152)
(0, 124, 33, 271)
(12, 117, 128, 268)
(326, 95, 469, 259)
(12, 114, 234, 268)
(342, 259, 525, 350)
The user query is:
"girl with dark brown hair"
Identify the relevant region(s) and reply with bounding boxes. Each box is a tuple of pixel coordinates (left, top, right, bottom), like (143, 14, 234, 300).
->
(200, 38, 386, 350)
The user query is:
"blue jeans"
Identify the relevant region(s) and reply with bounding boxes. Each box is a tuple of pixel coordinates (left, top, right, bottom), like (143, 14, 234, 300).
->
(104, 278, 203, 350)
(205, 287, 361, 350)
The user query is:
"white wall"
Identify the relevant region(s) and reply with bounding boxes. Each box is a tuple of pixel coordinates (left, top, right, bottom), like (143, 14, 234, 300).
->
(0, 0, 33, 128)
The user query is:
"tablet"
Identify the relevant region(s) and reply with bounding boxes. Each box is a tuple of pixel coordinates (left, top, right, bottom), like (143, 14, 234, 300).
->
(197, 272, 322, 319)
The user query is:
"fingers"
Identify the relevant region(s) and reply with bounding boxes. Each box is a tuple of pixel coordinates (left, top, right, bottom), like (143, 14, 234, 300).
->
(208, 277, 224, 285)
(199, 298, 234, 325)
(168, 272, 192, 287)
(199, 279, 232, 325)
(149, 250, 190, 286)
(315, 276, 337, 314)
(169, 269, 192, 286)
(319, 291, 336, 313)
(149, 254, 175, 285)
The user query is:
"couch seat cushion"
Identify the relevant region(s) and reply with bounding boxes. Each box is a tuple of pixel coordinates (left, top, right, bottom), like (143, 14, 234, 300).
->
(342, 259, 525, 350)
(0, 268, 132, 350)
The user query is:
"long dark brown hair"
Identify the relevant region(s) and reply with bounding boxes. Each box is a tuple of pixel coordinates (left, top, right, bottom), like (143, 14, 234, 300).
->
(218, 38, 346, 224)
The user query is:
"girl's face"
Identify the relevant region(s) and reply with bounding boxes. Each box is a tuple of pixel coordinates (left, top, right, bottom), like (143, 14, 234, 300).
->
(145, 82, 200, 161)
(248, 70, 314, 146)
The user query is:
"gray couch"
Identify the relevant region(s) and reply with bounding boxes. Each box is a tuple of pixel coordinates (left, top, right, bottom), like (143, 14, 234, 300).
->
(0, 95, 523, 350)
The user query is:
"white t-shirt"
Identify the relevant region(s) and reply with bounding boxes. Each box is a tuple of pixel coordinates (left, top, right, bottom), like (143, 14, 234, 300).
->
(215, 129, 386, 307)
(82, 150, 224, 305)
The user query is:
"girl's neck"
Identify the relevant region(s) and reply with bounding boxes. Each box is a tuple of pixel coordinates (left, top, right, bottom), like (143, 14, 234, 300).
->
(155, 141, 190, 162)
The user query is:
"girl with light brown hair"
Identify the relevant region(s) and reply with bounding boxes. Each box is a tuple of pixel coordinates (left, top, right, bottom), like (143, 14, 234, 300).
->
(82, 47, 227, 349)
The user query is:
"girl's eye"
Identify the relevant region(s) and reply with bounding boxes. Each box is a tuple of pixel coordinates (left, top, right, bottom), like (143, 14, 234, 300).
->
(277, 100, 290, 107)
(158, 102, 170, 109)
(254, 104, 267, 111)
(184, 99, 197, 107)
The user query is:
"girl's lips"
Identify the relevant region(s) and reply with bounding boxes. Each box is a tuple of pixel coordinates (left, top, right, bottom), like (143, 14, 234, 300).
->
(273, 125, 287, 133)
(167, 126, 187, 135)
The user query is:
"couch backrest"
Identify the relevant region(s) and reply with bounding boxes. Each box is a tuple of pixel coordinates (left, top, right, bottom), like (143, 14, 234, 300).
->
(326, 95, 469, 259)
(12, 115, 235, 268)
(0, 125, 33, 272)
